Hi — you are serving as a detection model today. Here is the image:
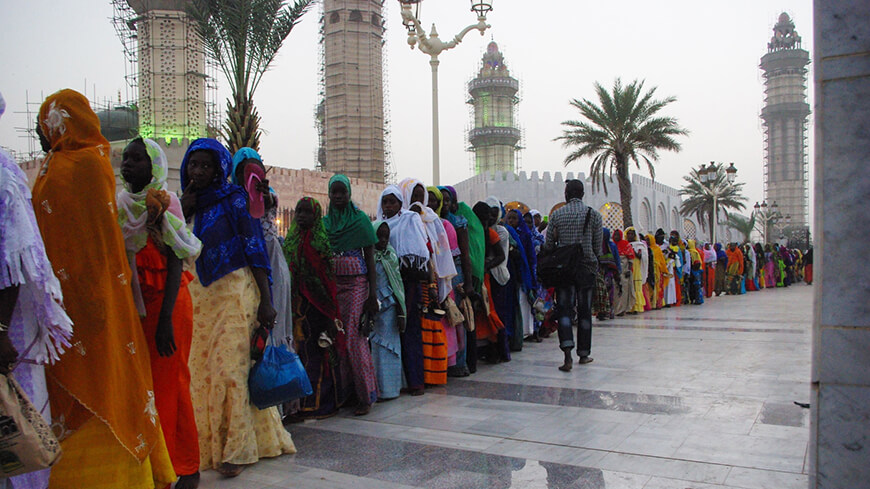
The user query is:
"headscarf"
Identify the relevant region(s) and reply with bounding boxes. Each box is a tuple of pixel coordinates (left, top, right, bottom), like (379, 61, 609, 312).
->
(485, 195, 504, 222)
(32, 89, 160, 462)
(726, 245, 744, 275)
(230, 147, 262, 185)
(398, 178, 456, 283)
(283, 197, 338, 321)
(180, 138, 270, 287)
(438, 185, 468, 230)
(613, 229, 635, 259)
(118, 139, 201, 260)
(323, 174, 377, 253)
(0, 91, 5, 119)
(456, 201, 485, 289)
(647, 233, 668, 276)
(714, 243, 728, 265)
(427, 185, 444, 216)
(507, 209, 535, 289)
(687, 240, 702, 266)
(118, 138, 202, 314)
(372, 221, 407, 316)
(0, 109, 72, 363)
(377, 185, 430, 270)
(599, 228, 620, 272)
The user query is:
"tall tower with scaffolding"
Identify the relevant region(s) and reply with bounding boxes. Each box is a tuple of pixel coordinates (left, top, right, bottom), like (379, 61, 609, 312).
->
(113, 0, 217, 144)
(467, 41, 521, 175)
(760, 12, 810, 230)
(318, 0, 388, 184)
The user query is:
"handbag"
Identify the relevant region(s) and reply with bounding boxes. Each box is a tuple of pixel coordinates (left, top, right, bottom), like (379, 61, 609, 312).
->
(459, 296, 475, 332)
(442, 297, 465, 328)
(249, 334, 313, 410)
(359, 310, 375, 338)
(537, 208, 595, 288)
(0, 374, 62, 477)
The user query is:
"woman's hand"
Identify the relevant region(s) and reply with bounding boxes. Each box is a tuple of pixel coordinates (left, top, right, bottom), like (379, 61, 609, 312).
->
(180, 188, 197, 219)
(155, 315, 177, 357)
(257, 300, 277, 330)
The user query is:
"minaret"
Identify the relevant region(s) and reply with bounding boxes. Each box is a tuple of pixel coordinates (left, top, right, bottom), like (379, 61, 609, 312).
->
(760, 13, 810, 230)
(320, 0, 386, 183)
(468, 41, 521, 174)
(125, 0, 208, 142)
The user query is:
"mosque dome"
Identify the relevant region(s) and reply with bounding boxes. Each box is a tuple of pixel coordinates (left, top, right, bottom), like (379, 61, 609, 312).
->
(96, 106, 139, 142)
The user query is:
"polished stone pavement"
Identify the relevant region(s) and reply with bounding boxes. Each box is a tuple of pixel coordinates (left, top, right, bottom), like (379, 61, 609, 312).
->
(198, 284, 812, 489)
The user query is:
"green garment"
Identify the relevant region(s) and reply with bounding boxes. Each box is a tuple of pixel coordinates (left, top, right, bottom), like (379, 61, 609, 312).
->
(323, 174, 377, 253)
(456, 202, 485, 291)
(372, 221, 407, 316)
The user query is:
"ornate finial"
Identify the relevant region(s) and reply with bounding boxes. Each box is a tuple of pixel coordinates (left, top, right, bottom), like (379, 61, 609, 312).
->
(480, 40, 507, 74)
(768, 12, 802, 52)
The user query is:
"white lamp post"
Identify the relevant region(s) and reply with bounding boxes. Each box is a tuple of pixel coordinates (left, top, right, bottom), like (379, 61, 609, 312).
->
(753, 200, 784, 243)
(696, 161, 738, 245)
(399, 0, 494, 185)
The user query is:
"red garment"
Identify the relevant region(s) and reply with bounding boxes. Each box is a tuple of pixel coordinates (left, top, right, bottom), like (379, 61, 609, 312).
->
(136, 239, 200, 476)
(706, 264, 715, 298)
(805, 264, 813, 284)
(613, 230, 635, 259)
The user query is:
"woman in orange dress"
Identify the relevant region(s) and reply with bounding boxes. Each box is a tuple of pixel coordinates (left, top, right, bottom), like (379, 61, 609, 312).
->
(31, 89, 175, 489)
(118, 137, 204, 489)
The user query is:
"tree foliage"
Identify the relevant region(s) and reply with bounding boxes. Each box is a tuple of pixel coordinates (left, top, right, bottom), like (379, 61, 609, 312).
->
(726, 212, 756, 243)
(679, 164, 748, 242)
(188, 0, 312, 152)
(556, 78, 688, 228)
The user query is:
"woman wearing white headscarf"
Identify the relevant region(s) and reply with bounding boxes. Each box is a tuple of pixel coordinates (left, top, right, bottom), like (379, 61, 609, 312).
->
(377, 185, 431, 393)
(116, 137, 203, 488)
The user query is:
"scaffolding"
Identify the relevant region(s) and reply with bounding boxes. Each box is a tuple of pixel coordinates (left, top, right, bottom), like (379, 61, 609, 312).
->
(111, 0, 219, 143)
(760, 12, 810, 229)
(466, 41, 522, 176)
(319, 0, 387, 184)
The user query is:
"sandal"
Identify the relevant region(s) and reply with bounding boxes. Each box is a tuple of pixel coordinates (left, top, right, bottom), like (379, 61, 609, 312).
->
(354, 404, 371, 416)
(217, 463, 246, 478)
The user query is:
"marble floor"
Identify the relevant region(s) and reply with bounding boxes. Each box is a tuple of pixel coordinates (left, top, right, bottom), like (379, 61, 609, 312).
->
(197, 285, 813, 489)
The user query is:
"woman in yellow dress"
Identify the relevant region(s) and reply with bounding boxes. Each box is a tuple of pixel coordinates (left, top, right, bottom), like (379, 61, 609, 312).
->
(179, 138, 295, 478)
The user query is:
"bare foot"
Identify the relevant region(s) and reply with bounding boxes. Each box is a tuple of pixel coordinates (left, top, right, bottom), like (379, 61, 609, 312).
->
(216, 463, 246, 478)
(176, 472, 200, 489)
(578, 356, 594, 365)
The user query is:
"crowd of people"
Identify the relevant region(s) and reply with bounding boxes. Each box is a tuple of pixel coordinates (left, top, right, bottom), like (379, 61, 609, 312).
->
(0, 89, 811, 489)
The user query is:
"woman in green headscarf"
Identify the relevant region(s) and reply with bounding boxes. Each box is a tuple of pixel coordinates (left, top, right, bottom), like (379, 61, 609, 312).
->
(323, 174, 379, 415)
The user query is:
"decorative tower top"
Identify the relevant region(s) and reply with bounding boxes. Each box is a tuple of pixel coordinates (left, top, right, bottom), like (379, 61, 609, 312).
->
(479, 41, 509, 77)
(768, 12, 802, 52)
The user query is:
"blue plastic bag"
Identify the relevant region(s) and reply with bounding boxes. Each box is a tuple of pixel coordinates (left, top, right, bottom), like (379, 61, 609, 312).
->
(248, 339, 313, 410)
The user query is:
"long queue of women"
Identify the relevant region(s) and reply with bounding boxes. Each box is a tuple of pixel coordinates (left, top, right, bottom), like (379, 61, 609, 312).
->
(595, 229, 811, 320)
(0, 89, 811, 489)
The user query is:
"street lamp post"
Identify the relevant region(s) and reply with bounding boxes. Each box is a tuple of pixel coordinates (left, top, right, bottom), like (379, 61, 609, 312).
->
(696, 161, 737, 245)
(753, 200, 784, 244)
(399, 0, 494, 185)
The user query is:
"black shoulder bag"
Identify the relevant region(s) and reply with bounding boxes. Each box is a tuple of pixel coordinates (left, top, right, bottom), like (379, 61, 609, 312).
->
(537, 208, 593, 288)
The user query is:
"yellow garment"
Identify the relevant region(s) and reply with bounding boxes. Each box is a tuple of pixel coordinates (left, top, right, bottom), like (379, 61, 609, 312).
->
(188, 267, 296, 469)
(49, 417, 175, 489)
(631, 256, 645, 313)
(32, 89, 175, 487)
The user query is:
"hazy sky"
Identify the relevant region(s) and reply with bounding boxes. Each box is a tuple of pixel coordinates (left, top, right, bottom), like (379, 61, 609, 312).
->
(0, 0, 814, 211)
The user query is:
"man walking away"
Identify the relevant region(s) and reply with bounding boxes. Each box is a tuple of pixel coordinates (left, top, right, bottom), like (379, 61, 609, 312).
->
(544, 180, 603, 371)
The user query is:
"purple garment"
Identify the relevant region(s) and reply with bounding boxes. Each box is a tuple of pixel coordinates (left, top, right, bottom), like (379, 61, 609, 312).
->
(1, 148, 73, 489)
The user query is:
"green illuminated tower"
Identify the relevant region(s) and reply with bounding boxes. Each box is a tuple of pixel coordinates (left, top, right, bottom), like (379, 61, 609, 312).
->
(468, 41, 521, 174)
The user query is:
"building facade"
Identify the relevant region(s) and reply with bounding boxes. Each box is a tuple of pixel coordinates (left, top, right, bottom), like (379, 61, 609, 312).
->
(450, 171, 723, 242)
(319, 0, 386, 183)
(467, 42, 521, 175)
(760, 12, 810, 230)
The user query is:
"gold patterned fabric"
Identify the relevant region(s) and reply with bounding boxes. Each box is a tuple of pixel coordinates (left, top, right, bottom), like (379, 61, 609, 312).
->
(187, 267, 296, 469)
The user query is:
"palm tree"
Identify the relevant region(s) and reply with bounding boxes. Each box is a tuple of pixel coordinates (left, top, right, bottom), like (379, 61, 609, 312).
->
(726, 213, 756, 243)
(679, 163, 748, 242)
(188, 0, 312, 152)
(556, 78, 688, 228)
